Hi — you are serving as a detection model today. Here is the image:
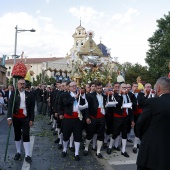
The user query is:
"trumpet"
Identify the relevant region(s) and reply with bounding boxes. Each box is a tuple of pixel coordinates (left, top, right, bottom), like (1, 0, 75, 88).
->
(79, 89, 85, 95)
(106, 91, 114, 96)
(134, 89, 141, 93)
(146, 89, 155, 95)
(113, 89, 119, 93)
(120, 89, 128, 95)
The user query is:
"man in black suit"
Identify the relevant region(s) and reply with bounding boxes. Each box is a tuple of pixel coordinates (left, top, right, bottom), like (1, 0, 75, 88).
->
(4, 85, 13, 106)
(7, 78, 35, 164)
(136, 77, 170, 170)
(60, 81, 87, 161)
(83, 81, 107, 159)
(107, 83, 135, 157)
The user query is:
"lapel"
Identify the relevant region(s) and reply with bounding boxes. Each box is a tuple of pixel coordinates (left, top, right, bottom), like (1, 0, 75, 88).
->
(17, 90, 28, 104)
(95, 92, 106, 106)
(94, 92, 99, 105)
(25, 91, 28, 104)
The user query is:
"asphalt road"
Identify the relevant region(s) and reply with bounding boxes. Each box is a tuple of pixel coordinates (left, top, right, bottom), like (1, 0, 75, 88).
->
(0, 111, 137, 170)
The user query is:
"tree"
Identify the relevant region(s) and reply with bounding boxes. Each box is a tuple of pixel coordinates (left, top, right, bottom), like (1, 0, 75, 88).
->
(145, 11, 170, 83)
(32, 73, 56, 86)
(120, 62, 150, 85)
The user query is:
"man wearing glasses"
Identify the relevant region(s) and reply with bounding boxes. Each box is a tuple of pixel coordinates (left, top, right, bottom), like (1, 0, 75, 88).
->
(60, 81, 87, 161)
(7, 78, 35, 164)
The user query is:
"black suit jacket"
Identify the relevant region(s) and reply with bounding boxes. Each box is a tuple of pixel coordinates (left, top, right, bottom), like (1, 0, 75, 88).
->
(137, 91, 148, 109)
(114, 93, 134, 121)
(62, 92, 88, 116)
(136, 93, 170, 170)
(7, 90, 35, 121)
(86, 92, 107, 119)
(0, 89, 5, 98)
(37, 89, 48, 103)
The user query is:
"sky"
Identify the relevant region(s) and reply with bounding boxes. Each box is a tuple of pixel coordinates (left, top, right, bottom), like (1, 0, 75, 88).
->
(0, 0, 170, 66)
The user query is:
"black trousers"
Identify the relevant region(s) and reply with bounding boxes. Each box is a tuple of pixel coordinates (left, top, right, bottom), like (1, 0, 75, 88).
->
(86, 117, 105, 141)
(113, 116, 129, 139)
(134, 114, 141, 136)
(137, 166, 153, 170)
(13, 117, 30, 142)
(57, 115, 62, 129)
(62, 118, 83, 142)
(105, 113, 114, 135)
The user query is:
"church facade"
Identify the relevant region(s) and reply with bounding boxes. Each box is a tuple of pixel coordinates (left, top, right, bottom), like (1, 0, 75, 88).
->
(46, 23, 119, 84)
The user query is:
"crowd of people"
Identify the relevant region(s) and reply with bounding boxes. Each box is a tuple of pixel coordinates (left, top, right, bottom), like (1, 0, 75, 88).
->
(31, 80, 156, 160)
(5, 77, 170, 170)
(0, 84, 14, 115)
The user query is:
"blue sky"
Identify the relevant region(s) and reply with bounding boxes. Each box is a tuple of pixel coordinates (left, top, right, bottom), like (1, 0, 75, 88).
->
(0, 0, 170, 65)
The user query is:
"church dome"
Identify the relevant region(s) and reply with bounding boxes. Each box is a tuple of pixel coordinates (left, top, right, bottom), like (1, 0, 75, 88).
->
(97, 43, 109, 57)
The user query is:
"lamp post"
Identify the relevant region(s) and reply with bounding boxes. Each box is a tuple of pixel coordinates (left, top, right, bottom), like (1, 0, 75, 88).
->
(13, 25, 36, 85)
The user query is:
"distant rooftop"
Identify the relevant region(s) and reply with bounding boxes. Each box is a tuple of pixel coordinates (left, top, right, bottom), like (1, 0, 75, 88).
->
(5, 57, 64, 64)
(97, 43, 109, 57)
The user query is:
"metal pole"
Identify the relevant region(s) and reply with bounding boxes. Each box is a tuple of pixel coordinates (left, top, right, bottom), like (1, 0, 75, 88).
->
(14, 25, 17, 65)
(13, 25, 18, 86)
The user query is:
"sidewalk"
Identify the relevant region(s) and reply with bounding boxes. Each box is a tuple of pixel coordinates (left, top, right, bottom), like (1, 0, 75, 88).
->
(0, 114, 113, 170)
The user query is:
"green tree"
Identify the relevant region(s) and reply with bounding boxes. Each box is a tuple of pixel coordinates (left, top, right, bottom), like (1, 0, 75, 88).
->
(145, 11, 170, 83)
(32, 73, 56, 86)
(121, 62, 150, 85)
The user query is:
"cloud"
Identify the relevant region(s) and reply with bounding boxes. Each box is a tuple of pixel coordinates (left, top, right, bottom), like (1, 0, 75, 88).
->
(36, 10, 41, 14)
(0, 12, 71, 59)
(69, 6, 147, 65)
(0, 7, 147, 66)
(69, 6, 106, 23)
(45, 0, 50, 3)
(111, 8, 139, 25)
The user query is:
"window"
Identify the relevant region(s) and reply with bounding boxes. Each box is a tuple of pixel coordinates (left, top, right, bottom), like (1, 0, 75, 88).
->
(7, 71, 10, 76)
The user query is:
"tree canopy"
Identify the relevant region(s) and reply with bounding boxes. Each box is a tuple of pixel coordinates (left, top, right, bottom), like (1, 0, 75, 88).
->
(145, 11, 170, 83)
(120, 62, 150, 85)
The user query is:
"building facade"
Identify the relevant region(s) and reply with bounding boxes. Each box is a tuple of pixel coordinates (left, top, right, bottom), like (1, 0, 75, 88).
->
(5, 57, 64, 82)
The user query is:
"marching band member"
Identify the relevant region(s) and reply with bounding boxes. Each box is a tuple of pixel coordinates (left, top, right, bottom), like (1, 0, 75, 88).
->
(60, 81, 88, 161)
(83, 82, 107, 159)
(107, 83, 135, 157)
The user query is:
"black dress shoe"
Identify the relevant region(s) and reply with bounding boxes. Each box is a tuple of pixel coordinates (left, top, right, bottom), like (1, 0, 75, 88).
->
(133, 147, 137, 154)
(83, 150, 88, 156)
(14, 153, 21, 160)
(96, 153, 103, 159)
(54, 138, 60, 143)
(58, 144, 62, 149)
(25, 156, 32, 164)
(92, 147, 97, 151)
(69, 147, 75, 152)
(114, 146, 121, 151)
(127, 139, 133, 143)
(61, 151, 67, 157)
(75, 155, 80, 161)
(107, 148, 112, 155)
(121, 152, 129, 158)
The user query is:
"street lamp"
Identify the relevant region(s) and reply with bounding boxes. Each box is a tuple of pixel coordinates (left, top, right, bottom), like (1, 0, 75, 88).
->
(13, 25, 36, 64)
(13, 25, 36, 85)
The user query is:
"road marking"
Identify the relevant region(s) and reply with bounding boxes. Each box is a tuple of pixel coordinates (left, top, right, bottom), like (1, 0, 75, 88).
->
(108, 160, 136, 165)
(21, 136, 35, 170)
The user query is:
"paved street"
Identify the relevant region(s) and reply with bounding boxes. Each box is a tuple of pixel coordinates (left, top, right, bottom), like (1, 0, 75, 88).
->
(0, 112, 137, 170)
